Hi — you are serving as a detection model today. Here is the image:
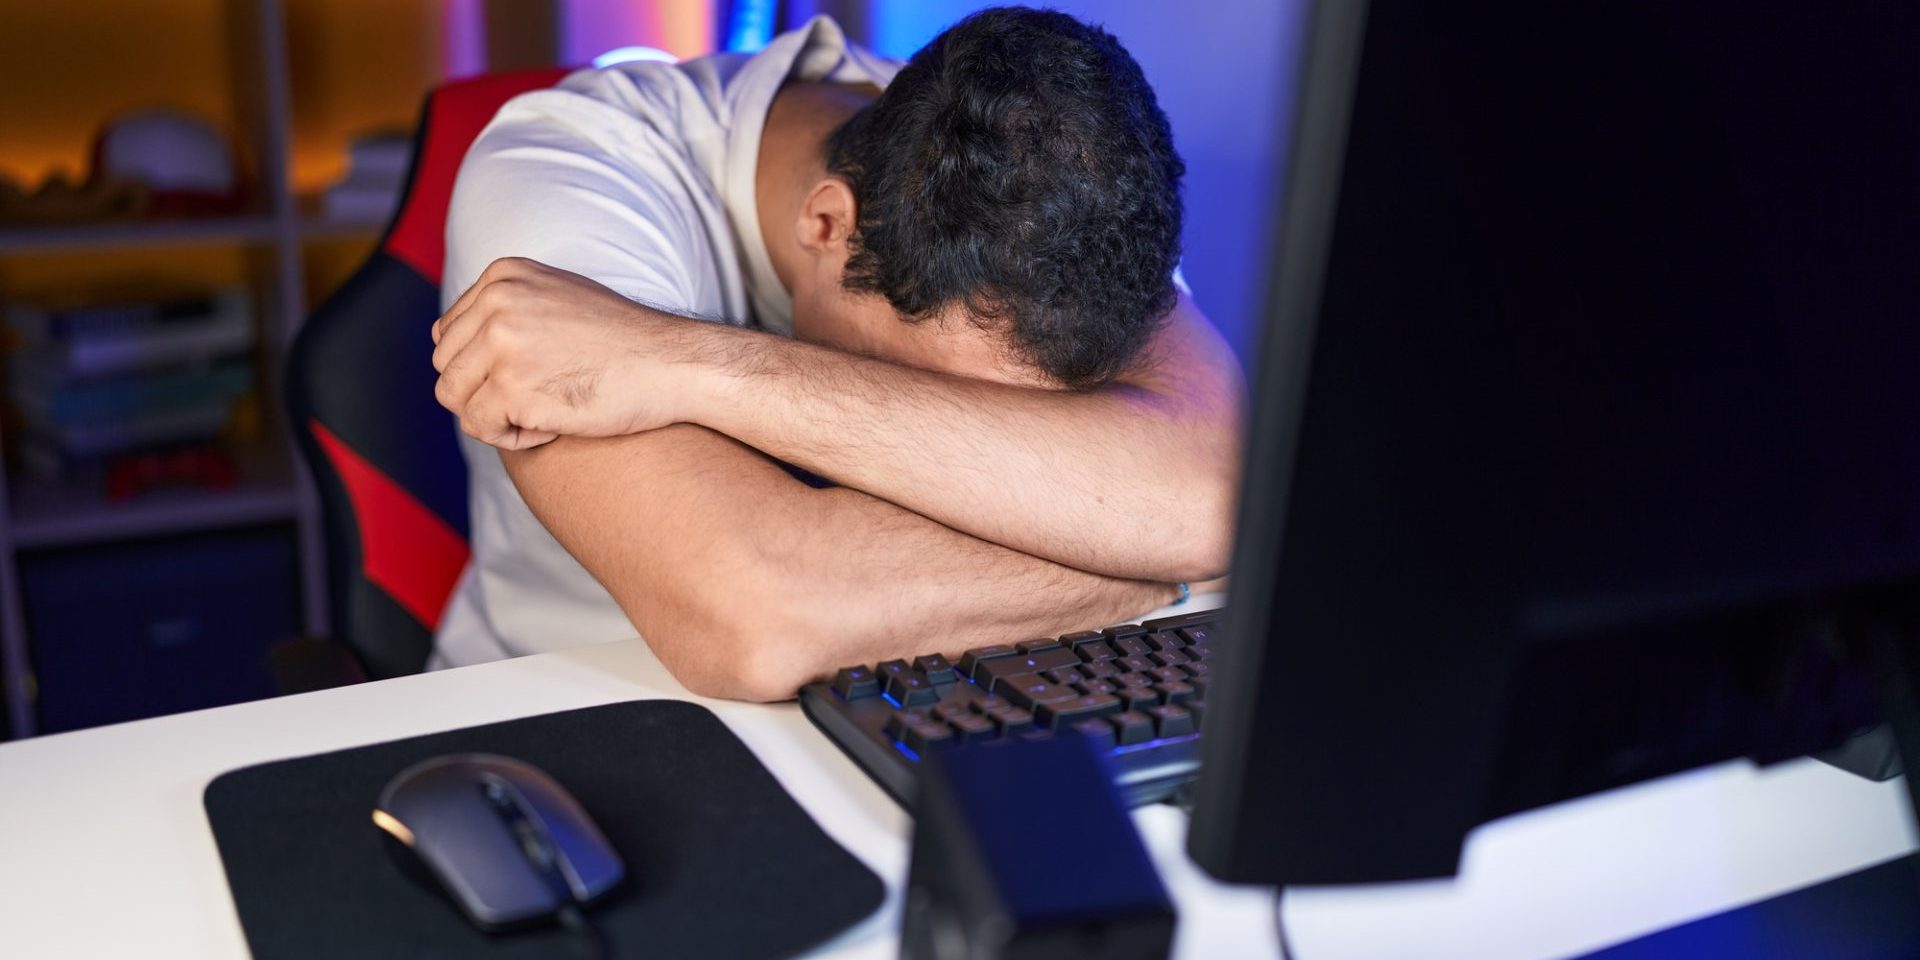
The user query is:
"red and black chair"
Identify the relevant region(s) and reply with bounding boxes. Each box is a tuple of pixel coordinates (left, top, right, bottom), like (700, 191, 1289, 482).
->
(282, 68, 568, 685)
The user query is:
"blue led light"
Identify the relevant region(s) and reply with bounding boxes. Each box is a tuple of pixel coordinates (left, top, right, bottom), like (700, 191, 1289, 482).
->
(893, 740, 923, 763)
(724, 0, 777, 52)
(1110, 732, 1200, 756)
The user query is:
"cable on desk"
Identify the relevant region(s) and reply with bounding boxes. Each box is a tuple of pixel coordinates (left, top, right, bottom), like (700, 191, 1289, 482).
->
(557, 904, 609, 960)
(1273, 887, 1296, 960)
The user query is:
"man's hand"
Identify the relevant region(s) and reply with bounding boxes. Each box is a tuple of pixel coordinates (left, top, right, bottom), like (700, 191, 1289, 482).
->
(431, 257, 701, 449)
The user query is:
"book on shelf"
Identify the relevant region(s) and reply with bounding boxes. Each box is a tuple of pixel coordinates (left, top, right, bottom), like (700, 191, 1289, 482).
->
(6, 288, 253, 380)
(13, 359, 253, 425)
(6, 289, 259, 484)
(25, 401, 237, 461)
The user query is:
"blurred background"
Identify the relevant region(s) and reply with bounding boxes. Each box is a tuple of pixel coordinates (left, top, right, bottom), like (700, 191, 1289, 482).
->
(0, 0, 1292, 739)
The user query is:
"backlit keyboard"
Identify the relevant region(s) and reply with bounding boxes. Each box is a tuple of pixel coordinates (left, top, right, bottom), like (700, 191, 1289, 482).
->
(799, 609, 1224, 806)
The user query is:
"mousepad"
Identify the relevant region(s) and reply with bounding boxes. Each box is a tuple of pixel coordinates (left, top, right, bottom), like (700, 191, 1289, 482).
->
(205, 699, 885, 959)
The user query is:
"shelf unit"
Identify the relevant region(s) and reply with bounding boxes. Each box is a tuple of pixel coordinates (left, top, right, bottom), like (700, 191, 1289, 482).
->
(0, 0, 416, 738)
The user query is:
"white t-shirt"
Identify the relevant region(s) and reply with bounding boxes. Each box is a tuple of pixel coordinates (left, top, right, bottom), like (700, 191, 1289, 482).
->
(430, 17, 901, 668)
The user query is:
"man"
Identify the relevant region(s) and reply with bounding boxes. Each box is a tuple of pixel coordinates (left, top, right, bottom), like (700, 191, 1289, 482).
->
(429, 8, 1243, 700)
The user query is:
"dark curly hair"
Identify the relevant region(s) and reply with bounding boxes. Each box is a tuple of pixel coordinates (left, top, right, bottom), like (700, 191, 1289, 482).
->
(825, 7, 1185, 388)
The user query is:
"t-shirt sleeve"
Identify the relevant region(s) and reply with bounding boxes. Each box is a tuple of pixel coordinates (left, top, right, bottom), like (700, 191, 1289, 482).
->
(441, 90, 710, 315)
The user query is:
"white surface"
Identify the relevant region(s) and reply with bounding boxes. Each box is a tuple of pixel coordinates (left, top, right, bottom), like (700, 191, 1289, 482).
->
(0, 594, 1912, 959)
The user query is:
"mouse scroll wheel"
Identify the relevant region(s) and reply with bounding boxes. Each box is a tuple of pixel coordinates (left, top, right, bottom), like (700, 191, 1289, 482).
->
(480, 782, 559, 870)
(513, 820, 557, 869)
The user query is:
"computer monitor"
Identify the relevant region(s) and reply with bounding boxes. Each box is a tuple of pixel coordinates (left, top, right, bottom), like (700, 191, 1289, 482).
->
(1189, 0, 1920, 885)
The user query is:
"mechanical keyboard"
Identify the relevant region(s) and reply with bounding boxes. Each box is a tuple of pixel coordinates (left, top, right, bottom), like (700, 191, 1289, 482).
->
(799, 608, 1224, 806)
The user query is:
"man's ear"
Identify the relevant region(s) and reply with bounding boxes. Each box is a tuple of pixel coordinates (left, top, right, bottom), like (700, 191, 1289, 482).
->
(795, 177, 857, 256)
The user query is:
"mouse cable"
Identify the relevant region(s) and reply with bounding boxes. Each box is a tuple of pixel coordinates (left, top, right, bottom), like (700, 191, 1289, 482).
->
(557, 904, 609, 960)
(1273, 887, 1296, 960)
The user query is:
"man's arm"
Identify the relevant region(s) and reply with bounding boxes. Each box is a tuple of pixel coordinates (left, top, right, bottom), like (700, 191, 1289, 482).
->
(505, 423, 1178, 702)
(436, 259, 1244, 583)
(692, 293, 1242, 583)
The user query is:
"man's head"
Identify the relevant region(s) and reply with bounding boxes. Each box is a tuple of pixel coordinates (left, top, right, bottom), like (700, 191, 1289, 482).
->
(774, 7, 1185, 389)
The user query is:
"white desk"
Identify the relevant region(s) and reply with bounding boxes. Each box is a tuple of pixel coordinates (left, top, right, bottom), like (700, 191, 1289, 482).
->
(0, 596, 1912, 959)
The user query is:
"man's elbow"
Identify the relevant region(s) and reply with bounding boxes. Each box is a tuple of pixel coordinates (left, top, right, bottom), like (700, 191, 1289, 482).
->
(649, 602, 817, 703)
(1163, 443, 1238, 583)
(1168, 490, 1235, 583)
(638, 546, 826, 703)
(680, 615, 819, 703)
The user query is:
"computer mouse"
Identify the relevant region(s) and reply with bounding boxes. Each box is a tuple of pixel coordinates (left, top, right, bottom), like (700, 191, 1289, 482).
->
(372, 752, 625, 931)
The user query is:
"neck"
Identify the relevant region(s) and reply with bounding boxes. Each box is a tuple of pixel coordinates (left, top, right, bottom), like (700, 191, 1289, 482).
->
(756, 82, 880, 294)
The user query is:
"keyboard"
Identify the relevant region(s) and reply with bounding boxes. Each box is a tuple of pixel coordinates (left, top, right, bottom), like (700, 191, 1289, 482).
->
(799, 608, 1225, 807)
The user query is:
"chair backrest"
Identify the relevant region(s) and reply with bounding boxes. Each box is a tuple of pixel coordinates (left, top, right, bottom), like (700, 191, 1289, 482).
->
(287, 68, 568, 678)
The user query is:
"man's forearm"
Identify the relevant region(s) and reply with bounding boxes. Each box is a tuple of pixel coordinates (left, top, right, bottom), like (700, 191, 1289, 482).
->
(503, 426, 1176, 701)
(431, 259, 1240, 582)
(683, 299, 1243, 583)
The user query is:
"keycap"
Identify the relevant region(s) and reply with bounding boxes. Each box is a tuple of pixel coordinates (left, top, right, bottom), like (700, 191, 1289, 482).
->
(1181, 661, 1212, 679)
(933, 701, 974, 724)
(832, 666, 879, 700)
(1144, 631, 1183, 651)
(1112, 670, 1154, 688)
(1115, 656, 1154, 674)
(999, 676, 1078, 710)
(970, 695, 1011, 715)
(1060, 630, 1105, 649)
(877, 659, 913, 679)
(1074, 641, 1119, 663)
(993, 708, 1036, 735)
(1072, 718, 1117, 748)
(1081, 660, 1120, 680)
(1036, 694, 1122, 728)
(1177, 625, 1215, 646)
(885, 671, 940, 706)
(1114, 637, 1153, 658)
(1146, 704, 1196, 737)
(883, 711, 919, 741)
(959, 645, 1018, 681)
(1155, 681, 1197, 705)
(1017, 637, 1062, 653)
(948, 713, 998, 742)
(979, 648, 1081, 689)
(1118, 686, 1163, 711)
(1109, 711, 1155, 745)
(1150, 649, 1191, 668)
(1043, 667, 1084, 686)
(1150, 666, 1187, 684)
(913, 653, 958, 684)
(1074, 680, 1117, 696)
(1102, 624, 1149, 642)
(903, 721, 957, 753)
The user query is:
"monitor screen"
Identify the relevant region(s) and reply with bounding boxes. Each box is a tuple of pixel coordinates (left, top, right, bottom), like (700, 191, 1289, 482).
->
(1190, 0, 1920, 884)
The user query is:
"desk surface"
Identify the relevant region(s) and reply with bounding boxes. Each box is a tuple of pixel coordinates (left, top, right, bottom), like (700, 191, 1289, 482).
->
(0, 596, 1913, 960)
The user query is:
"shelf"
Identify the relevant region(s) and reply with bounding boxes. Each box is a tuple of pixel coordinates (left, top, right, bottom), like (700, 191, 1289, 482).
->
(8, 450, 302, 551)
(0, 217, 281, 256)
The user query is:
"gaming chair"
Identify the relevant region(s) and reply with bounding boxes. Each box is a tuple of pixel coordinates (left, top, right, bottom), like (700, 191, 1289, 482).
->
(285, 69, 568, 681)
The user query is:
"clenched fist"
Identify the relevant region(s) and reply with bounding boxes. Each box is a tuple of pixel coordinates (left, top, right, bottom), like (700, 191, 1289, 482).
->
(430, 257, 715, 449)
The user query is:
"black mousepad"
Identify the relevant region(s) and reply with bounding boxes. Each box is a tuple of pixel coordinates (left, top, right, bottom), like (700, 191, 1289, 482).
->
(205, 699, 885, 959)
